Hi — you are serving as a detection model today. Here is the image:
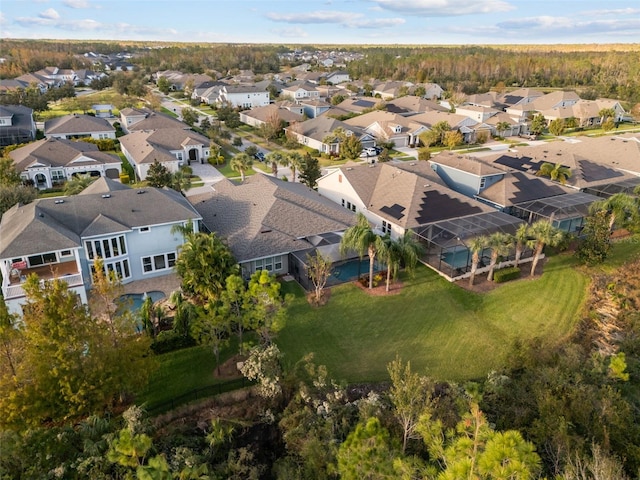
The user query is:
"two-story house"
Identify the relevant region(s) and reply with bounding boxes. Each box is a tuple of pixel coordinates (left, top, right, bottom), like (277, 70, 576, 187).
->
(217, 85, 270, 109)
(0, 177, 202, 315)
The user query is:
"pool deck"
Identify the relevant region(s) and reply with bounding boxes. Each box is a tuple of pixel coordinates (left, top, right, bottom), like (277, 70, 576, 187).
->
(122, 273, 181, 297)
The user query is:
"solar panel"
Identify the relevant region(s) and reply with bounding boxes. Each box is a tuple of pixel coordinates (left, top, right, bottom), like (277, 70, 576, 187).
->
(380, 203, 406, 220)
(493, 155, 536, 172)
(579, 160, 625, 183)
(414, 191, 484, 225)
(353, 99, 376, 108)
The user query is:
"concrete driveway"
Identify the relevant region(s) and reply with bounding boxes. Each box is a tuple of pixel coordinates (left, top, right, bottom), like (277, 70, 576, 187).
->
(185, 161, 225, 197)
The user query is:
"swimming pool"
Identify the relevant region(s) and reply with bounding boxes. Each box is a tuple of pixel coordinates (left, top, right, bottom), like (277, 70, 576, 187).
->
(328, 259, 382, 285)
(117, 290, 166, 313)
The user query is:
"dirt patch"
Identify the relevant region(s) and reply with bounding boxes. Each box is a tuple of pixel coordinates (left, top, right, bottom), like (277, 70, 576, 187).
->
(306, 287, 332, 306)
(455, 258, 546, 294)
(213, 353, 245, 380)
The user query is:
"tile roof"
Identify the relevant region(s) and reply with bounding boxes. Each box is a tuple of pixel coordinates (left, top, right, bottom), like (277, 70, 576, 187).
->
(189, 174, 355, 262)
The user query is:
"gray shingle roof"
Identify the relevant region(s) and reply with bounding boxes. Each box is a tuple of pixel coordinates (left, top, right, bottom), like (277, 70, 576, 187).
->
(189, 174, 355, 262)
(44, 114, 115, 135)
(0, 185, 201, 258)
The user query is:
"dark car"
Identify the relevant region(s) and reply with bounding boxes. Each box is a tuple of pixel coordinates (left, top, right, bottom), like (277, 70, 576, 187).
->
(254, 151, 265, 162)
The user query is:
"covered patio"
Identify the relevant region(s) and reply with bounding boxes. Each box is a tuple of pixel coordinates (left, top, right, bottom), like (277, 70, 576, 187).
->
(583, 177, 640, 199)
(413, 211, 528, 280)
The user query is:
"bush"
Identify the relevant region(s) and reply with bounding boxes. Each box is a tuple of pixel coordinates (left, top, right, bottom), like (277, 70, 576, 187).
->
(493, 266, 521, 283)
(151, 330, 197, 354)
(119, 173, 130, 184)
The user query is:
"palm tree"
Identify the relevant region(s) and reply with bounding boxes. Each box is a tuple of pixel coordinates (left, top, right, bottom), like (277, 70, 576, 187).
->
(527, 220, 564, 277)
(598, 107, 616, 125)
(513, 223, 530, 267)
(468, 236, 488, 286)
(486, 232, 513, 282)
(589, 192, 638, 233)
(64, 174, 94, 195)
(266, 151, 284, 177)
(340, 213, 381, 289)
(171, 165, 192, 193)
(170, 290, 197, 338)
(536, 162, 572, 185)
(379, 231, 423, 292)
(286, 151, 304, 182)
(230, 152, 253, 182)
(496, 121, 511, 138)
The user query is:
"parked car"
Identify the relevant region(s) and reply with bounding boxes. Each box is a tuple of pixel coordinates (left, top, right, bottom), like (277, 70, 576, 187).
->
(359, 147, 378, 158)
(254, 151, 265, 162)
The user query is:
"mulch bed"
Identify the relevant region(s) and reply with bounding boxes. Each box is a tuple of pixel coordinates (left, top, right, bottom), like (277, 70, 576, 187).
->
(354, 278, 404, 296)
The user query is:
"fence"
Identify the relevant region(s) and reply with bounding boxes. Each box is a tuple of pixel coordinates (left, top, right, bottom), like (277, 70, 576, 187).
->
(146, 377, 250, 416)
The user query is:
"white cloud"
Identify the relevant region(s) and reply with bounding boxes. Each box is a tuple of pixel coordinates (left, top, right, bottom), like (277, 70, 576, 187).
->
(347, 17, 405, 29)
(63, 0, 91, 8)
(582, 8, 640, 16)
(267, 10, 352, 24)
(39, 8, 60, 20)
(371, 0, 514, 16)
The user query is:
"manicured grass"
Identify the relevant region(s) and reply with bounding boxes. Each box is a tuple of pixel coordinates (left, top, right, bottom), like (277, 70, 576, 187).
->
(276, 253, 588, 383)
(215, 161, 257, 179)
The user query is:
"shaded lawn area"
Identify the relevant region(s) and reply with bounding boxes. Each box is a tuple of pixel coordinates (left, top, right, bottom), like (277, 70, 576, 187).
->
(276, 253, 588, 383)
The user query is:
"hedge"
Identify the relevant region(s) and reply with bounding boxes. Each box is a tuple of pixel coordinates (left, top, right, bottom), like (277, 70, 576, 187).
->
(493, 266, 521, 283)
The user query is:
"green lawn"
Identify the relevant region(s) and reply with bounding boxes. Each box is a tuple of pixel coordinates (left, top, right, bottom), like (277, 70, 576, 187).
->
(276, 253, 588, 383)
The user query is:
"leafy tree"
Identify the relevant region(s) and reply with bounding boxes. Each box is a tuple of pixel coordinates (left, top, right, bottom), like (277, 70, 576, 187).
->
(387, 356, 434, 454)
(306, 250, 333, 304)
(443, 129, 463, 150)
(240, 343, 283, 398)
(536, 162, 572, 185)
(0, 156, 21, 186)
(244, 145, 258, 158)
(468, 235, 488, 286)
(181, 107, 199, 127)
(170, 290, 197, 339)
(230, 152, 253, 182)
(246, 270, 290, 345)
(486, 232, 513, 281)
(337, 417, 399, 480)
(421, 121, 451, 147)
(378, 148, 391, 162)
(258, 111, 284, 144)
(64, 173, 95, 195)
(602, 118, 616, 132)
(530, 114, 546, 136)
(219, 274, 251, 354)
(575, 209, 612, 265)
(298, 153, 322, 190)
(598, 107, 616, 125)
(548, 118, 566, 136)
(157, 76, 171, 94)
(565, 116, 578, 129)
(0, 184, 37, 219)
(340, 213, 382, 289)
(145, 160, 173, 188)
(418, 147, 431, 161)
(0, 295, 22, 381)
(174, 231, 238, 305)
(340, 134, 362, 160)
(191, 304, 231, 375)
(1, 276, 153, 428)
(199, 116, 211, 131)
(527, 220, 564, 276)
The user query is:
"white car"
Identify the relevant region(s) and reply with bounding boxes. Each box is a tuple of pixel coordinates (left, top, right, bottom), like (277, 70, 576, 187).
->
(359, 147, 378, 157)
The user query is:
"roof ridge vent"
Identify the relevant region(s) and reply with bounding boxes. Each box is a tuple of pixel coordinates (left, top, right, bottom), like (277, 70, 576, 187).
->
(54, 199, 65, 204)
(137, 190, 146, 194)
(101, 194, 111, 198)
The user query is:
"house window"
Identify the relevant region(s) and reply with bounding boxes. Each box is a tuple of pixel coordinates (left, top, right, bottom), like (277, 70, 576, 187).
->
(141, 252, 176, 274)
(59, 250, 73, 258)
(27, 252, 57, 267)
(103, 259, 131, 280)
(252, 255, 283, 274)
(85, 235, 127, 260)
(51, 170, 65, 182)
(479, 178, 486, 189)
(140, 227, 150, 233)
(176, 153, 183, 161)
(382, 221, 390, 234)
(341, 198, 345, 207)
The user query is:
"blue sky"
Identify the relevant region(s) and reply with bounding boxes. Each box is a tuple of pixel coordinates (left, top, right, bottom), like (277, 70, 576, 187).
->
(1, 0, 640, 45)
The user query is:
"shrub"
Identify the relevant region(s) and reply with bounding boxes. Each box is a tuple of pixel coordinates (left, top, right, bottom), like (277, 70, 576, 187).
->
(493, 266, 521, 283)
(150, 330, 197, 354)
(119, 173, 130, 184)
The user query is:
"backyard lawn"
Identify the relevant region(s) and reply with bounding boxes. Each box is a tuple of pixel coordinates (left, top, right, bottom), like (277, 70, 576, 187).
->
(141, 239, 640, 411)
(276, 253, 588, 383)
